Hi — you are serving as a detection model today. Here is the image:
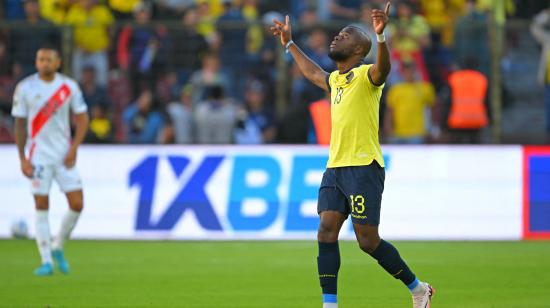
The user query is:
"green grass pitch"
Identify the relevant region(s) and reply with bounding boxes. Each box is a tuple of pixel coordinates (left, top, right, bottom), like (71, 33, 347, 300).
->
(1, 240, 549, 307)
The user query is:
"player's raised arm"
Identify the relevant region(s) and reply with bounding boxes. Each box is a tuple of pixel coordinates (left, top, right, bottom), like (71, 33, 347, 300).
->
(368, 1, 391, 86)
(271, 15, 329, 92)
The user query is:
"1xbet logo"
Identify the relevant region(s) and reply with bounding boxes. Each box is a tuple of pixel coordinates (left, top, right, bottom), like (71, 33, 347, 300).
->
(129, 154, 390, 233)
(130, 155, 328, 232)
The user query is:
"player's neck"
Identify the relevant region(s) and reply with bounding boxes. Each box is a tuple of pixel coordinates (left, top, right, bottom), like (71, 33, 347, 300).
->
(336, 58, 362, 74)
(38, 73, 56, 82)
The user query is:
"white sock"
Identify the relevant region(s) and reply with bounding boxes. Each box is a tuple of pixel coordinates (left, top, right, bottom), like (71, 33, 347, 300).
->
(52, 209, 81, 250)
(35, 210, 52, 264)
(323, 303, 338, 308)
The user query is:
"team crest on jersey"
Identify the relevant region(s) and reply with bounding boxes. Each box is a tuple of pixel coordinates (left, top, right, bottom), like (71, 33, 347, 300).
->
(346, 71, 354, 84)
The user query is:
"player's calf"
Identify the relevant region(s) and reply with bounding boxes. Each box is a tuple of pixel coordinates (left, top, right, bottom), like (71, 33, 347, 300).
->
(34, 209, 53, 273)
(370, 239, 417, 287)
(369, 239, 434, 306)
(318, 242, 340, 308)
(317, 211, 346, 307)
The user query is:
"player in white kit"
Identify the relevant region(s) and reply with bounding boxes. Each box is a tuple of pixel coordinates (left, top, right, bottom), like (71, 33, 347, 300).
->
(12, 46, 89, 276)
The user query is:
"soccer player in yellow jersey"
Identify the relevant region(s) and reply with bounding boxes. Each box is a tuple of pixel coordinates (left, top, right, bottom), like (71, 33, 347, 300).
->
(272, 2, 434, 307)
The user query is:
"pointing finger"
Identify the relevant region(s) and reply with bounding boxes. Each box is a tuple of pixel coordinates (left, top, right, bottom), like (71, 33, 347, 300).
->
(385, 1, 391, 15)
(285, 15, 290, 26)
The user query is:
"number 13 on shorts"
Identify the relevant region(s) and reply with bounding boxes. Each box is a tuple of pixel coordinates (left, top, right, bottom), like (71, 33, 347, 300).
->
(350, 194, 365, 214)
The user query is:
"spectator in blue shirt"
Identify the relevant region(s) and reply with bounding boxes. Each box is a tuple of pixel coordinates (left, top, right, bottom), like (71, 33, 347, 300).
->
(216, 0, 247, 98)
(234, 81, 276, 144)
(117, 2, 172, 97)
(3, 0, 25, 20)
(123, 89, 165, 144)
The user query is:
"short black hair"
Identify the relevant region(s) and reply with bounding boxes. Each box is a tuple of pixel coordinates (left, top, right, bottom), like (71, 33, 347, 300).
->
(38, 43, 61, 56)
(343, 25, 372, 58)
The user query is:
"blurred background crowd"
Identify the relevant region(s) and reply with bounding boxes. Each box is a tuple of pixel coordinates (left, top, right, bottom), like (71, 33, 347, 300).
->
(0, 0, 548, 145)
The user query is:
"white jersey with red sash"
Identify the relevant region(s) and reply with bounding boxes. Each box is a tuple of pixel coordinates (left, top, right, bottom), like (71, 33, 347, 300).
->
(11, 73, 87, 165)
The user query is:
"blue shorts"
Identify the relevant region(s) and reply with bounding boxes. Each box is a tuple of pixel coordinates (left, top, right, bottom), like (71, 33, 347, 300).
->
(317, 162, 385, 226)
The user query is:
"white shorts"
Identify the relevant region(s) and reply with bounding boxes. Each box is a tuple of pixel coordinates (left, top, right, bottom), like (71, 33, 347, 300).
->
(30, 163, 83, 195)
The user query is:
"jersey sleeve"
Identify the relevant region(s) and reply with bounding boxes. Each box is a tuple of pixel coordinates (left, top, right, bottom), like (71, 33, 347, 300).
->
(327, 71, 335, 92)
(364, 64, 385, 89)
(11, 84, 28, 118)
(70, 82, 88, 114)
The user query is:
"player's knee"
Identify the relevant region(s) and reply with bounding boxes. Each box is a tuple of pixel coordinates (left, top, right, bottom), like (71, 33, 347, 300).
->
(317, 222, 339, 242)
(35, 202, 49, 210)
(358, 236, 380, 254)
(34, 198, 49, 210)
(70, 203, 83, 212)
(69, 200, 83, 212)
(66, 191, 84, 212)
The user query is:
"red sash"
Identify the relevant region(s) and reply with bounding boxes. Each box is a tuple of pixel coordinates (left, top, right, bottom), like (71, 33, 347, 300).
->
(31, 84, 71, 138)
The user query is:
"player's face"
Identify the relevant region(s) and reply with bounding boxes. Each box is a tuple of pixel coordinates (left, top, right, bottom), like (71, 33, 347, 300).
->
(35, 49, 61, 76)
(328, 29, 357, 61)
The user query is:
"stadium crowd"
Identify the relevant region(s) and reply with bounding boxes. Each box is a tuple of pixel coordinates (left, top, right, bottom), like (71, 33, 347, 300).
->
(0, 0, 546, 144)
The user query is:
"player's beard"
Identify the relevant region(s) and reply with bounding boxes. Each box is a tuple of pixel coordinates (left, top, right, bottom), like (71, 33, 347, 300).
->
(38, 68, 57, 80)
(41, 71, 55, 77)
(328, 49, 351, 62)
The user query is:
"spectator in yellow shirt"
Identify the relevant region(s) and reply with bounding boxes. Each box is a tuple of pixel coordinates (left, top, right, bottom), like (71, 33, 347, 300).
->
(65, 0, 114, 86)
(39, 0, 75, 24)
(385, 61, 436, 144)
(387, 1, 431, 82)
(108, 0, 141, 20)
(196, 0, 220, 49)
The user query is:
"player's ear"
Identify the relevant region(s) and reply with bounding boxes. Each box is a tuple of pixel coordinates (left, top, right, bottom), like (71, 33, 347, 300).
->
(354, 45, 364, 56)
(55, 57, 62, 70)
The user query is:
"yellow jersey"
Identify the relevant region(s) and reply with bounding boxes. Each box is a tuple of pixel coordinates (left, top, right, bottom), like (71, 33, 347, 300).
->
(65, 4, 114, 53)
(108, 0, 141, 13)
(327, 64, 385, 168)
(387, 81, 435, 138)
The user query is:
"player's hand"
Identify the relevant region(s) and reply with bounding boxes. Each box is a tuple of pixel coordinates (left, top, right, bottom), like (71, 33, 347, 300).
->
(20, 158, 33, 178)
(64, 147, 77, 169)
(270, 15, 292, 46)
(372, 1, 391, 35)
